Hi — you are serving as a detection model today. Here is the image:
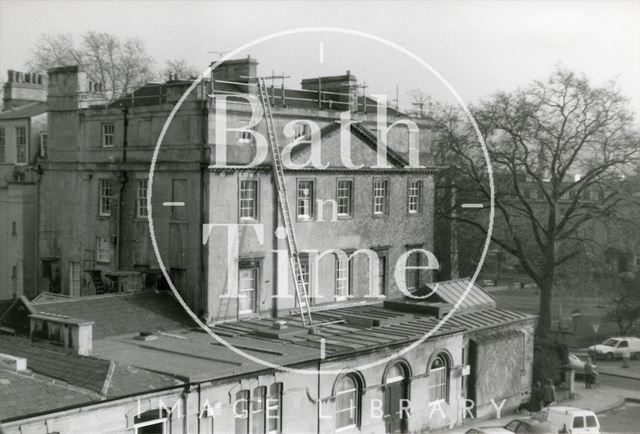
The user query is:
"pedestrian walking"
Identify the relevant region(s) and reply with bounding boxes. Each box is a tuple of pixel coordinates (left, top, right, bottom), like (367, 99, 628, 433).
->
(542, 378, 556, 407)
(584, 357, 596, 388)
(528, 381, 543, 413)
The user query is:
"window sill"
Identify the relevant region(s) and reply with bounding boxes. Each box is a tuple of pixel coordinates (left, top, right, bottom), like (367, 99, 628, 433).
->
(336, 214, 353, 220)
(334, 295, 354, 302)
(97, 215, 111, 220)
(296, 216, 314, 222)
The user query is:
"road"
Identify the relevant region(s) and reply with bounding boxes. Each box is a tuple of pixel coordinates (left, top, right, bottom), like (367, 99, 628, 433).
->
(599, 401, 640, 433)
(598, 374, 640, 433)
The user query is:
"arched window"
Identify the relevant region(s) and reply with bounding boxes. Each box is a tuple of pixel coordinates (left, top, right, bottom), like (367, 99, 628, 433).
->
(428, 353, 450, 403)
(385, 363, 406, 384)
(335, 374, 360, 430)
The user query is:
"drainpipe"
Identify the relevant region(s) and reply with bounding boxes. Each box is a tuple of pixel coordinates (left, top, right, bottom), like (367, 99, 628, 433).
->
(115, 106, 129, 271)
(35, 164, 43, 296)
(181, 384, 192, 434)
(317, 360, 321, 434)
(272, 171, 279, 318)
(199, 88, 208, 318)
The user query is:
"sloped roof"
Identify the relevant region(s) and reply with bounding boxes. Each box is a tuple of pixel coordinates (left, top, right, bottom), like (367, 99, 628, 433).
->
(32, 291, 195, 339)
(0, 102, 47, 120)
(0, 368, 99, 422)
(441, 308, 532, 333)
(0, 336, 181, 398)
(420, 278, 497, 311)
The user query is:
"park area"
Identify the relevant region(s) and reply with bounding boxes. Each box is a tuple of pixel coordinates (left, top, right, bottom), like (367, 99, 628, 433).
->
(488, 285, 640, 349)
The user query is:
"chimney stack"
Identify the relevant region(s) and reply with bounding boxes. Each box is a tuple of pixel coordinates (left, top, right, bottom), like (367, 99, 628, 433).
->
(3, 69, 48, 110)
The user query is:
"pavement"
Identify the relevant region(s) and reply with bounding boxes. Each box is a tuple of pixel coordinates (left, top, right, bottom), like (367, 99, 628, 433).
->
(595, 360, 640, 380)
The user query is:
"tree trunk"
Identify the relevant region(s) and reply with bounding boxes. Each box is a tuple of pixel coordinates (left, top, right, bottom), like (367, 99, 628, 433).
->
(537, 282, 553, 338)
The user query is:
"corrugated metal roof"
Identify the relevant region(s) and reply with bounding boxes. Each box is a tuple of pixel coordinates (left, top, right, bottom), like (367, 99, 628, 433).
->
(421, 278, 497, 311)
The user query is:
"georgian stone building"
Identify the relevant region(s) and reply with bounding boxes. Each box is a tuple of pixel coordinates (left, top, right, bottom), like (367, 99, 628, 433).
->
(37, 58, 435, 323)
(0, 70, 48, 301)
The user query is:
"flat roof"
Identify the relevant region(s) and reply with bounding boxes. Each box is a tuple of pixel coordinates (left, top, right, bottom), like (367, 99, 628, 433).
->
(93, 302, 533, 383)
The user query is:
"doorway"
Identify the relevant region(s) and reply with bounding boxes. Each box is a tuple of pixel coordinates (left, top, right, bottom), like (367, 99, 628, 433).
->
(384, 362, 410, 433)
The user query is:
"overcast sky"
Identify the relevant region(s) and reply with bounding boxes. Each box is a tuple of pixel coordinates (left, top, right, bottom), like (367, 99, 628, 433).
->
(1, 0, 639, 117)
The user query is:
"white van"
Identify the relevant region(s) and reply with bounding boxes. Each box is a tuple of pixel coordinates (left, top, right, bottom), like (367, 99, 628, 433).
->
(532, 406, 600, 434)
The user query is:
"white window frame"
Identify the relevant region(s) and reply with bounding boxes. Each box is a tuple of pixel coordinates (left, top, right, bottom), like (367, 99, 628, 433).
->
(335, 375, 359, 431)
(239, 130, 252, 143)
(40, 132, 48, 158)
(428, 354, 449, 403)
(69, 261, 81, 296)
(98, 179, 113, 217)
(238, 264, 258, 315)
(299, 253, 311, 301)
(408, 180, 422, 214)
(266, 383, 282, 434)
(95, 237, 111, 263)
(293, 123, 309, 140)
(251, 386, 266, 434)
(372, 179, 388, 215)
(15, 126, 27, 164)
(235, 389, 250, 434)
(336, 180, 353, 217)
(102, 122, 115, 148)
(297, 179, 314, 220)
(134, 418, 167, 434)
(137, 179, 149, 218)
(335, 255, 351, 300)
(239, 180, 258, 220)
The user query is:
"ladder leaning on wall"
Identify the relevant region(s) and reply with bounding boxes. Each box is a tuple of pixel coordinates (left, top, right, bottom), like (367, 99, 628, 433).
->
(256, 77, 313, 326)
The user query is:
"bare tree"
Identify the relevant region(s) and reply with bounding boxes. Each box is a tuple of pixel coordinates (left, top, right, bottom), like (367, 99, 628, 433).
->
(162, 58, 199, 80)
(606, 276, 640, 334)
(432, 68, 639, 338)
(29, 32, 155, 98)
(407, 88, 431, 117)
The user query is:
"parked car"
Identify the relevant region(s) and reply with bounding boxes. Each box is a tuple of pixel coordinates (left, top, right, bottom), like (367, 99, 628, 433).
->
(567, 353, 596, 373)
(587, 336, 640, 360)
(465, 418, 555, 434)
(532, 406, 600, 434)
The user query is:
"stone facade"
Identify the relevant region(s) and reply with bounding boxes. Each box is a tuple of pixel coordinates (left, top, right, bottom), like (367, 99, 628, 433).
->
(0, 69, 48, 300)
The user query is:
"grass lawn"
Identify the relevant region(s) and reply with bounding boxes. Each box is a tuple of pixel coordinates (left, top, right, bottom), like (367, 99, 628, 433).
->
(490, 287, 638, 348)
